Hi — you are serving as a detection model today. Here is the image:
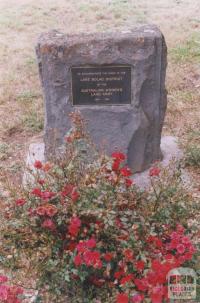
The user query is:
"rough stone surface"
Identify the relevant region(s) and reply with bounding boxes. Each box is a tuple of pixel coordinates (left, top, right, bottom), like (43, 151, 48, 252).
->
(36, 24, 167, 173)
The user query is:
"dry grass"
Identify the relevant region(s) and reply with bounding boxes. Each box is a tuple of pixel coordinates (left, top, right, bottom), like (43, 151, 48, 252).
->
(0, 0, 200, 186)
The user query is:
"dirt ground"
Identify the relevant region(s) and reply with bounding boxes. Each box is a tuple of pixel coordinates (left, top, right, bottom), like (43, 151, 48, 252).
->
(0, 0, 200, 187)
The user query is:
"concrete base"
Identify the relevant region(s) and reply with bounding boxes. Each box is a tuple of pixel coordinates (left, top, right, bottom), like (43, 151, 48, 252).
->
(24, 136, 188, 189)
(133, 136, 183, 188)
(23, 142, 45, 185)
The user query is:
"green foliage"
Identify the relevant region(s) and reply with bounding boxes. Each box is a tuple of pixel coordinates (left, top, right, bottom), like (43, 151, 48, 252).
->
(0, 113, 199, 303)
(0, 142, 10, 160)
(16, 90, 41, 103)
(185, 145, 200, 168)
(22, 111, 43, 132)
(170, 34, 200, 63)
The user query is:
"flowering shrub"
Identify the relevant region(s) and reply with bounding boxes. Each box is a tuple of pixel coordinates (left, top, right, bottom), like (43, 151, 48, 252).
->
(1, 113, 198, 303)
(0, 275, 23, 303)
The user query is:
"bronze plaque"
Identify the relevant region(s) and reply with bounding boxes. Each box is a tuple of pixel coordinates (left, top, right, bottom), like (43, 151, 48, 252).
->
(71, 65, 131, 106)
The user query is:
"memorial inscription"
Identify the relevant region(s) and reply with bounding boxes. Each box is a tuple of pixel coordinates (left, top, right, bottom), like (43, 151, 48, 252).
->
(36, 26, 167, 172)
(71, 65, 131, 106)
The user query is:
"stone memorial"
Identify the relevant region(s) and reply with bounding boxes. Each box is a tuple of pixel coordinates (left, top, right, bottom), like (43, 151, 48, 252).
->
(36, 24, 167, 173)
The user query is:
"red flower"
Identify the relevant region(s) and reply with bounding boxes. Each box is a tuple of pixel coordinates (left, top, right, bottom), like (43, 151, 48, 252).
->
(115, 218, 124, 228)
(10, 285, 24, 297)
(131, 294, 144, 303)
(95, 220, 102, 226)
(114, 270, 124, 279)
(112, 159, 121, 171)
(41, 191, 55, 201)
(31, 188, 42, 197)
(68, 217, 81, 237)
(112, 152, 126, 161)
(16, 198, 26, 206)
(76, 242, 87, 253)
(189, 244, 196, 254)
(65, 136, 73, 143)
(170, 238, 179, 249)
(83, 251, 102, 268)
(125, 178, 133, 187)
(71, 189, 80, 202)
(146, 271, 159, 285)
(162, 262, 173, 275)
(124, 249, 134, 261)
(90, 277, 105, 287)
(74, 254, 82, 267)
(0, 284, 9, 300)
(135, 260, 145, 271)
(71, 217, 81, 227)
(38, 179, 45, 185)
(154, 238, 163, 248)
(147, 235, 154, 243)
(151, 260, 162, 272)
(116, 293, 129, 303)
(176, 224, 185, 234)
(120, 166, 132, 177)
(149, 167, 160, 177)
(85, 238, 96, 249)
(120, 274, 134, 285)
(103, 252, 113, 262)
(34, 160, 43, 169)
(181, 236, 190, 245)
(45, 205, 58, 217)
(36, 206, 46, 216)
(178, 255, 186, 264)
(61, 184, 74, 197)
(134, 278, 148, 292)
(69, 225, 79, 237)
(147, 235, 163, 248)
(184, 252, 193, 260)
(67, 241, 76, 252)
(176, 244, 185, 254)
(42, 162, 52, 172)
(170, 231, 179, 240)
(42, 219, 56, 230)
(0, 284, 23, 302)
(164, 254, 174, 262)
(0, 276, 8, 284)
(150, 285, 165, 303)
